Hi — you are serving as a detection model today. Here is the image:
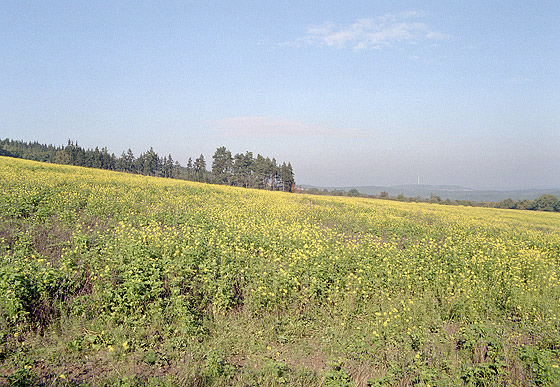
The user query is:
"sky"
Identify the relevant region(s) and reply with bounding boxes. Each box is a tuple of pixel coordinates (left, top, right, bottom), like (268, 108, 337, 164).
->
(1, 1, 559, 190)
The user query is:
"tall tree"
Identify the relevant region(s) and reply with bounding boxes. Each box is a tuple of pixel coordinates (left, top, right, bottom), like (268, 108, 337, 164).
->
(137, 147, 160, 176)
(193, 154, 207, 182)
(280, 162, 295, 192)
(173, 160, 181, 178)
(163, 154, 175, 178)
(269, 158, 281, 191)
(212, 146, 233, 185)
(100, 147, 115, 170)
(118, 149, 135, 173)
(186, 157, 194, 180)
(243, 151, 255, 188)
(89, 147, 102, 169)
(253, 154, 267, 189)
(533, 194, 560, 212)
(233, 152, 254, 188)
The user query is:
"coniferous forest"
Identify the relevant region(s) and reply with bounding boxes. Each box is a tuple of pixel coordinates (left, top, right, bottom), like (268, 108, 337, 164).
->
(0, 139, 295, 192)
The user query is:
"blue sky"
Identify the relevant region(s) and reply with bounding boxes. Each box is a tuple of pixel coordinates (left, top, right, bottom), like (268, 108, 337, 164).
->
(1, 1, 559, 190)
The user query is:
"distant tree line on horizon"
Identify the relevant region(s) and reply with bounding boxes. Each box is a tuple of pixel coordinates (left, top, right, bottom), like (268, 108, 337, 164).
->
(0, 138, 295, 192)
(301, 187, 560, 213)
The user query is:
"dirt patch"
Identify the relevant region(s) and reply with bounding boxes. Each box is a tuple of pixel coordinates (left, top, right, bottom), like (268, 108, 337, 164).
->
(0, 215, 73, 264)
(0, 217, 19, 251)
(1, 352, 185, 386)
(31, 220, 74, 263)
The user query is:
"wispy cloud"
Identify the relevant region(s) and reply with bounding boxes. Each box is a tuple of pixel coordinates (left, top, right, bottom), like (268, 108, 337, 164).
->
(284, 11, 450, 51)
(212, 116, 369, 138)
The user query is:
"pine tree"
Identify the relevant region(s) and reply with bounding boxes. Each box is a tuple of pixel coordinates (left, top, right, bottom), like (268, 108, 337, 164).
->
(212, 146, 233, 185)
(280, 162, 295, 192)
(254, 154, 267, 189)
(186, 157, 194, 180)
(193, 154, 206, 182)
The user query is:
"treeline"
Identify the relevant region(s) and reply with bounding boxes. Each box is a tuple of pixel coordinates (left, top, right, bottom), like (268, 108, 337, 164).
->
(210, 146, 295, 192)
(0, 139, 184, 178)
(301, 187, 560, 213)
(0, 139, 295, 192)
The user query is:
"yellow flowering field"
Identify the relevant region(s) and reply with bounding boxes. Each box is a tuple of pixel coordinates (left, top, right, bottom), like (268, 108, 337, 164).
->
(1, 156, 559, 385)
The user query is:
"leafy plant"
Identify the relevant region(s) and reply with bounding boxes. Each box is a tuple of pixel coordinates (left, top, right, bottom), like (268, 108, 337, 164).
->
(324, 359, 353, 387)
(7, 367, 37, 387)
(519, 345, 560, 386)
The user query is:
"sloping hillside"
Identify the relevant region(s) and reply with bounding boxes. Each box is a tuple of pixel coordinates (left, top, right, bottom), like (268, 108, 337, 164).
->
(1, 156, 559, 386)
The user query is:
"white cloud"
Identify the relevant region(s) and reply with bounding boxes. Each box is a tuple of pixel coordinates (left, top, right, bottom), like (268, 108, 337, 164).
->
(212, 116, 369, 138)
(286, 11, 449, 51)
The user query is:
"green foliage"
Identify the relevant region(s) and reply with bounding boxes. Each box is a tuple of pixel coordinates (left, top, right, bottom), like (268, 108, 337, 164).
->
(460, 362, 505, 386)
(347, 188, 360, 197)
(519, 345, 560, 386)
(533, 194, 560, 212)
(0, 252, 75, 327)
(1, 138, 296, 192)
(368, 361, 403, 386)
(1, 157, 560, 385)
(7, 367, 37, 387)
(324, 360, 353, 387)
(204, 350, 237, 383)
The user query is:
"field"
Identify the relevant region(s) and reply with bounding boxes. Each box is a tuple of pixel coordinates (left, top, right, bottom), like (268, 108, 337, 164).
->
(1, 156, 560, 386)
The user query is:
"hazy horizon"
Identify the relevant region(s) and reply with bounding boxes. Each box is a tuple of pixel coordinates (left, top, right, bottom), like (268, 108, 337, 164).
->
(1, 2, 558, 191)
(300, 182, 560, 191)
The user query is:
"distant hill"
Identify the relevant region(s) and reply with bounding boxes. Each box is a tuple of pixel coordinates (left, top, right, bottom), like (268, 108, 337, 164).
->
(299, 184, 560, 202)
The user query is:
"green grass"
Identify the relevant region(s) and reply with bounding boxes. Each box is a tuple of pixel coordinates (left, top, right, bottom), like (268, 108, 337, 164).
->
(1, 156, 560, 386)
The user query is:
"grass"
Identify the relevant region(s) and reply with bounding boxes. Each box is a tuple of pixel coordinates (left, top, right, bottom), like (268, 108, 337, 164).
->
(1, 156, 560, 386)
